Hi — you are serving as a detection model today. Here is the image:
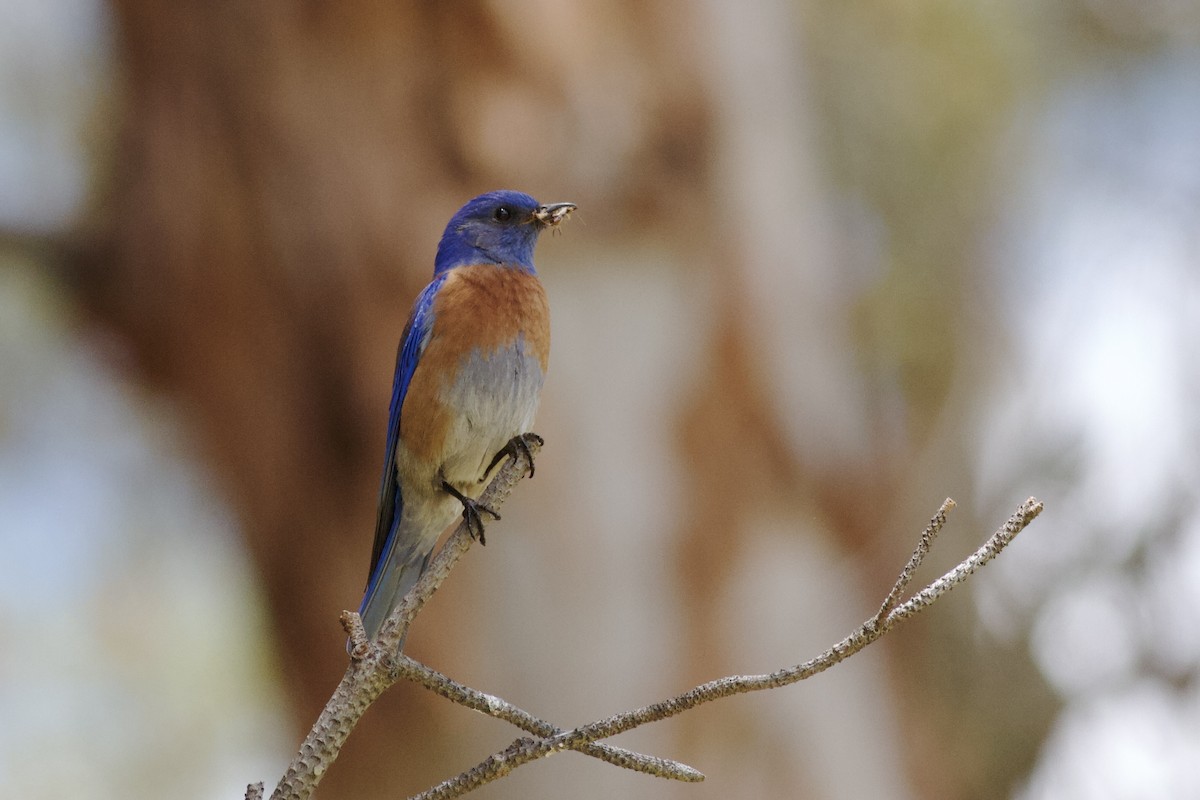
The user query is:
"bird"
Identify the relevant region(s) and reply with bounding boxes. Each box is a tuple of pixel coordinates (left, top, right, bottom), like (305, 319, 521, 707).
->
(355, 189, 576, 645)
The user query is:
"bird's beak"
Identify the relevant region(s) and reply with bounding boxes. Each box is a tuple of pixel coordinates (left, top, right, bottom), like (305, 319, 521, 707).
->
(532, 202, 577, 227)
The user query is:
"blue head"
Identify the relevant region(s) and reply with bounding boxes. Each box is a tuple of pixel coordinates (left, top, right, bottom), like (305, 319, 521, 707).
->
(433, 190, 576, 275)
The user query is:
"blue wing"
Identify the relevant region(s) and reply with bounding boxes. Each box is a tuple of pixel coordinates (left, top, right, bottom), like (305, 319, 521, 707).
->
(361, 273, 448, 600)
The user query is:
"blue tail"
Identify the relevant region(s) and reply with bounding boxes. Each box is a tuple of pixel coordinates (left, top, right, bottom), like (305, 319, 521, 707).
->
(355, 506, 434, 648)
(357, 546, 431, 646)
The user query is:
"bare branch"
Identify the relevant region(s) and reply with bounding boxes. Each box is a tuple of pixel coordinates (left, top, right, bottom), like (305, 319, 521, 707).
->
(884, 496, 1042, 625)
(342, 609, 370, 659)
(873, 497, 955, 626)
(266, 440, 696, 799)
(390, 654, 705, 782)
(260, 436, 1042, 800)
(409, 497, 1044, 800)
(267, 444, 542, 800)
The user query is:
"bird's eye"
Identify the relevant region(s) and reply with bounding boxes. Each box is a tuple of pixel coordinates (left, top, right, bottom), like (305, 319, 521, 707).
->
(493, 206, 511, 222)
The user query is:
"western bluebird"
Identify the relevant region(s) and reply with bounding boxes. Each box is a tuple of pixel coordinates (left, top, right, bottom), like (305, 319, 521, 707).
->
(356, 190, 575, 643)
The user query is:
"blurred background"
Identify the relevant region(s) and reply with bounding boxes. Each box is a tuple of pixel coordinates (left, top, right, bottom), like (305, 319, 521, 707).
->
(2, 0, 1199, 798)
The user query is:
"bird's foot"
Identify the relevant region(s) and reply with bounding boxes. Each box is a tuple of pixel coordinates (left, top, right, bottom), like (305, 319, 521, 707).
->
(442, 480, 500, 545)
(483, 432, 544, 480)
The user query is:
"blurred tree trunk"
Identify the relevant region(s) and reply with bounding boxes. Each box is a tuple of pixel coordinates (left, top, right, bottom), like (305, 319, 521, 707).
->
(92, 4, 451, 795)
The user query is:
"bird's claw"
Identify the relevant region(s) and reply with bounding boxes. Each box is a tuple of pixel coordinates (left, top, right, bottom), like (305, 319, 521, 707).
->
(442, 480, 500, 545)
(484, 432, 544, 480)
(462, 498, 501, 545)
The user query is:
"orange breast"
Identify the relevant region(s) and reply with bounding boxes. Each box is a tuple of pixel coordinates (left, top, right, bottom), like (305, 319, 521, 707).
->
(398, 264, 550, 468)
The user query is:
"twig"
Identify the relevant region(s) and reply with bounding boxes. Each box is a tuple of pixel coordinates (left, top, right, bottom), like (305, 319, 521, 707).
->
(255, 457, 1042, 800)
(390, 654, 705, 782)
(872, 497, 955, 626)
(264, 446, 540, 800)
(261, 439, 698, 800)
(408, 497, 1044, 800)
(884, 496, 1041, 624)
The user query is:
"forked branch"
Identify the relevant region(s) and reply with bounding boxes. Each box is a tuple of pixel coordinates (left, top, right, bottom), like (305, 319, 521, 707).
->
(408, 497, 1042, 800)
(253, 442, 1042, 800)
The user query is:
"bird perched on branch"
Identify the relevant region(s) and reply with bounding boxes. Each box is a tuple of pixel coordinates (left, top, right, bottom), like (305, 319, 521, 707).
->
(356, 190, 576, 643)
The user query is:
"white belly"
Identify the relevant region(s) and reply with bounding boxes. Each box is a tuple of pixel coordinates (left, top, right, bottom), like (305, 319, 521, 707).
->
(437, 337, 544, 489)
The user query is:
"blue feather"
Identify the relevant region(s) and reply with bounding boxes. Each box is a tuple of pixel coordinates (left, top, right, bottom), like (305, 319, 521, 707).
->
(359, 272, 447, 613)
(433, 190, 542, 274)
